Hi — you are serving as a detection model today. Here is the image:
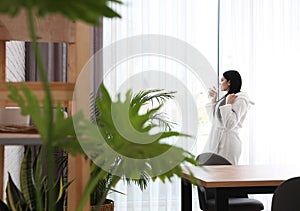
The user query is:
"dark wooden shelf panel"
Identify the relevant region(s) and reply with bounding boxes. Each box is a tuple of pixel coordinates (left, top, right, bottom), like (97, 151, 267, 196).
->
(0, 133, 42, 145)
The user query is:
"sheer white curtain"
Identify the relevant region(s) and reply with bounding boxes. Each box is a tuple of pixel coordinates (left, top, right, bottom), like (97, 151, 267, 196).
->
(220, 0, 300, 210)
(103, 0, 218, 210)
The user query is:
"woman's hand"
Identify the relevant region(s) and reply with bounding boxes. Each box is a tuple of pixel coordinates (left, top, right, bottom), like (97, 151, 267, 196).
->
(208, 87, 217, 103)
(226, 93, 238, 104)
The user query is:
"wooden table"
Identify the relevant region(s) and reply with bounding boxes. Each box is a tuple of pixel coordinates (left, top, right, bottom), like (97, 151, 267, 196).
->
(181, 165, 300, 211)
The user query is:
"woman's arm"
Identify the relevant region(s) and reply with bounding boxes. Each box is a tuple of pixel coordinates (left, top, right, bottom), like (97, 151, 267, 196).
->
(205, 87, 217, 122)
(205, 102, 216, 122)
(219, 98, 248, 130)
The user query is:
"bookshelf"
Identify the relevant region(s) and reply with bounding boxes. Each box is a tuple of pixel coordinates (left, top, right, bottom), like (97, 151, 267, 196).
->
(0, 11, 91, 210)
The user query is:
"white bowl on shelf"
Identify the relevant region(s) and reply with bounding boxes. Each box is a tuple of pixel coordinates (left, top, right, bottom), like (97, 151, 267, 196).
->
(0, 107, 30, 125)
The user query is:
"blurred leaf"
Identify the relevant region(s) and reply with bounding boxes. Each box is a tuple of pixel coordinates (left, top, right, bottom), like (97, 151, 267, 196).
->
(7, 83, 48, 141)
(7, 83, 84, 156)
(0, 0, 122, 25)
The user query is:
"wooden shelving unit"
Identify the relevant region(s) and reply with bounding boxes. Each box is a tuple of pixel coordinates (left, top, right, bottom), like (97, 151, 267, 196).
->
(0, 11, 91, 210)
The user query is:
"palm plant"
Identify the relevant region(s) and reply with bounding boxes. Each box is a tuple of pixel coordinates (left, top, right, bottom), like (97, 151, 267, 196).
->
(82, 84, 199, 209)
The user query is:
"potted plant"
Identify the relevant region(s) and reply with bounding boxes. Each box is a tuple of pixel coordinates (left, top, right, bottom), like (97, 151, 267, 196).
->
(90, 165, 118, 211)
(83, 84, 199, 211)
(0, 148, 71, 211)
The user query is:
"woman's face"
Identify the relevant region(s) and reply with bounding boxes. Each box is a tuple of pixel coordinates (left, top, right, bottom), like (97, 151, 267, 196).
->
(220, 76, 230, 91)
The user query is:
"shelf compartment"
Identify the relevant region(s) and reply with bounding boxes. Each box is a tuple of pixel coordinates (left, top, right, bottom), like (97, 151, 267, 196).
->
(0, 82, 75, 107)
(0, 133, 41, 145)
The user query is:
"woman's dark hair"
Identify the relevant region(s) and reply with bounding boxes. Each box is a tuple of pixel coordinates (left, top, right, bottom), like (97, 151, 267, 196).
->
(215, 70, 242, 120)
(223, 70, 242, 96)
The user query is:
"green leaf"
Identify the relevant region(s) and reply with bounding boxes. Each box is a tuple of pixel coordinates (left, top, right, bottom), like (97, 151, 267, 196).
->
(6, 173, 28, 211)
(0, 0, 122, 25)
(0, 200, 9, 211)
(20, 148, 36, 210)
(6, 84, 26, 113)
(40, 176, 48, 208)
(33, 148, 44, 211)
(53, 177, 72, 209)
(33, 148, 43, 184)
(51, 111, 85, 156)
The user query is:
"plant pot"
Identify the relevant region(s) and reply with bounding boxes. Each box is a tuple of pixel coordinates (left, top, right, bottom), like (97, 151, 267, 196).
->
(91, 199, 114, 211)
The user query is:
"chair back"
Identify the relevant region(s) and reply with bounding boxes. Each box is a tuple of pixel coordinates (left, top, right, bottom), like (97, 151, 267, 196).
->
(196, 152, 232, 165)
(196, 153, 232, 210)
(271, 176, 300, 211)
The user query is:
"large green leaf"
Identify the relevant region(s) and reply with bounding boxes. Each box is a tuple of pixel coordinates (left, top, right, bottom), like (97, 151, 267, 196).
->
(52, 109, 85, 156)
(0, 0, 122, 25)
(6, 173, 28, 211)
(7, 83, 84, 156)
(20, 148, 36, 211)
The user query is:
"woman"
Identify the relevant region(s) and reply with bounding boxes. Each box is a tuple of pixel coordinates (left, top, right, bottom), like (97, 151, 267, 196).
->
(204, 70, 252, 164)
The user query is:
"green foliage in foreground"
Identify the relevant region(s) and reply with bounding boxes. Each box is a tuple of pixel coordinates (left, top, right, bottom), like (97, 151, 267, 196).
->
(7, 83, 84, 156)
(0, 0, 122, 25)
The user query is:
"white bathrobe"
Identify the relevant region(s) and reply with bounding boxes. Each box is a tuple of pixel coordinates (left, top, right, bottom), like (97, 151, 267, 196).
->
(204, 92, 252, 165)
